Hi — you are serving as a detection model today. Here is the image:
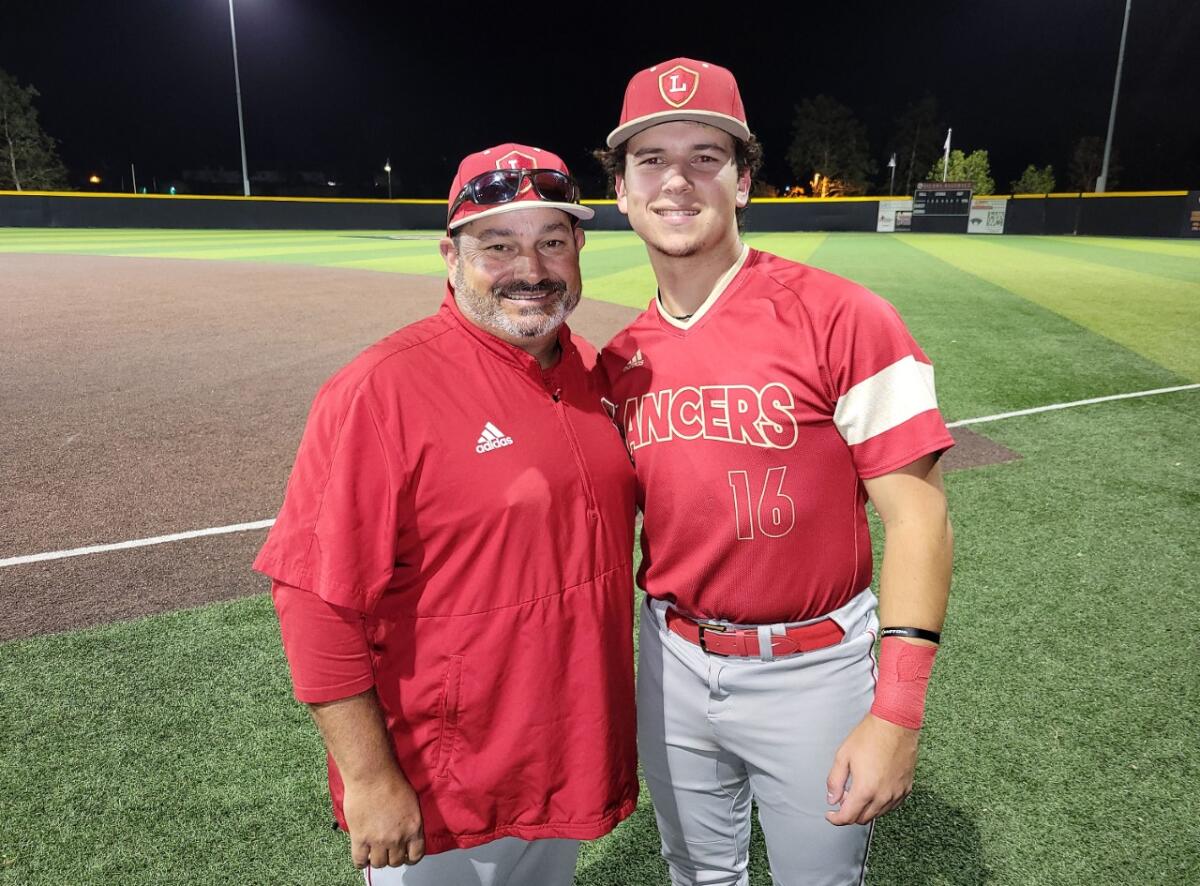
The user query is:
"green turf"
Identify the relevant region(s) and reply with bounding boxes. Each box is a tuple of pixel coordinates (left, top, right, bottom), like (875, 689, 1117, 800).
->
(2, 229, 1198, 885)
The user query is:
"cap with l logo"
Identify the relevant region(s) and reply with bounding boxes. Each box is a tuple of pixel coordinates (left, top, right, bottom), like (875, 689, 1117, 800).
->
(447, 143, 594, 231)
(607, 57, 751, 148)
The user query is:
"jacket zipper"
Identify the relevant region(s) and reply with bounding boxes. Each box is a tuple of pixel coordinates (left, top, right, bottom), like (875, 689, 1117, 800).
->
(549, 385, 599, 521)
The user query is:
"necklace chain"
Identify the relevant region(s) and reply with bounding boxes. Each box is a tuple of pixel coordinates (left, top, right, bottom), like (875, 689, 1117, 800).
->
(658, 291, 693, 322)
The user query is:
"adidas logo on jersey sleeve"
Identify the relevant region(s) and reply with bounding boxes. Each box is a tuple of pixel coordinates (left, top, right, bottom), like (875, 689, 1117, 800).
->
(475, 421, 515, 454)
(621, 349, 646, 373)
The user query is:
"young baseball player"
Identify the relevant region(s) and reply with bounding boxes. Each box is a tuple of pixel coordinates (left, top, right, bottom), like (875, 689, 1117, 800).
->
(255, 144, 638, 886)
(597, 59, 955, 885)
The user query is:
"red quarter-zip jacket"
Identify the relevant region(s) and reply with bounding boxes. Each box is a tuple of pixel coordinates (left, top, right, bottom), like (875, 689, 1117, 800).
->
(254, 288, 638, 853)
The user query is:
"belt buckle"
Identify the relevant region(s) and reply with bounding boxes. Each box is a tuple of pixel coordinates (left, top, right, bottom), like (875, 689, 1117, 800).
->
(696, 621, 729, 656)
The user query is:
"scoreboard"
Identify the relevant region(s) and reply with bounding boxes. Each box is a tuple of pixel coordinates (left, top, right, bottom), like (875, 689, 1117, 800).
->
(913, 181, 973, 216)
(911, 181, 974, 232)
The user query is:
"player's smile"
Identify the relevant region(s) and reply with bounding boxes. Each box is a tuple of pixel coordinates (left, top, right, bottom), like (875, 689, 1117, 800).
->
(651, 206, 702, 224)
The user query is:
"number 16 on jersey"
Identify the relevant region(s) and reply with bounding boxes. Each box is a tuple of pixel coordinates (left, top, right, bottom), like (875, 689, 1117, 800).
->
(727, 466, 795, 540)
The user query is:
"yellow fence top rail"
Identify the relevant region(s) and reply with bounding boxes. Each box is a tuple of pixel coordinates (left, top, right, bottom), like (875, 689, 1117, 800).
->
(0, 189, 1189, 204)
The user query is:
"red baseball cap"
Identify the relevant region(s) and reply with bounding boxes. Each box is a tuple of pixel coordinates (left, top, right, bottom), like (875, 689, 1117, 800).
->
(446, 143, 594, 231)
(606, 57, 751, 148)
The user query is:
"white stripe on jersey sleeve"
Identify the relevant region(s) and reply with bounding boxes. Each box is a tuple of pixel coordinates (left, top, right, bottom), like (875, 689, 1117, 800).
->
(833, 355, 938, 446)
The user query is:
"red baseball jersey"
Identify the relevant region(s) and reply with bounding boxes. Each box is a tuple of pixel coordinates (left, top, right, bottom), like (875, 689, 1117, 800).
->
(255, 289, 638, 853)
(600, 247, 954, 625)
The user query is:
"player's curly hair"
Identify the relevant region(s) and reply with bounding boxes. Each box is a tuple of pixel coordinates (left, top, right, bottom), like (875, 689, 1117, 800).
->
(593, 133, 764, 230)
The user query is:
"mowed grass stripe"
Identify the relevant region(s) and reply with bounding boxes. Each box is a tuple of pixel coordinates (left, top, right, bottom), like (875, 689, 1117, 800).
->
(327, 254, 448, 275)
(0, 230, 441, 258)
(744, 231, 828, 264)
(897, 234, 1200, 381)
(1044, 235, 1200, 260)
(990, 235, 1200, 285)
(801, 233, 1184, 419)
(0, 228, 436, 242)
(0, 229, 341, 249)
(1, 236, 442, 262)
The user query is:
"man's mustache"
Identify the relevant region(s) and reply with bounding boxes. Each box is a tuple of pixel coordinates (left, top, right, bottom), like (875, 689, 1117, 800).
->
(494, 279, 568, 298)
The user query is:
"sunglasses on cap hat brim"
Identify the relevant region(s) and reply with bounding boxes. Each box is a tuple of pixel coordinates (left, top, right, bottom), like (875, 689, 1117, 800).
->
(447, 168, 590, 232)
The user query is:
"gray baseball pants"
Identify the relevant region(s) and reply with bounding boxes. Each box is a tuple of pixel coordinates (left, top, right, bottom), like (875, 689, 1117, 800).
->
(638, 589, 879, 886)
(363, 837, 579, 885)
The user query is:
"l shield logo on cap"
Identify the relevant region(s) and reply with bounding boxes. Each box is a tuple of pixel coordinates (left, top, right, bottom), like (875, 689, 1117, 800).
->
(496, 149, 538, 194)
(658, 64, 699, 108)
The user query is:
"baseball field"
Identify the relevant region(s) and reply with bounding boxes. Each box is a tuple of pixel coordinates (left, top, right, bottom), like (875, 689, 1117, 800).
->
(1, 228, 1197, 885)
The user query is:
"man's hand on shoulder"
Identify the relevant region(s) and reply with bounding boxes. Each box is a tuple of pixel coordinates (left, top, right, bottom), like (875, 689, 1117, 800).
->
(343, 769, 426, 869)
(824, 714, 919, 826)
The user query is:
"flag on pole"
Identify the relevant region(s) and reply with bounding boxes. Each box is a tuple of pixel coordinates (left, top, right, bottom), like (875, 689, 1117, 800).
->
(942, 128, 953, 182)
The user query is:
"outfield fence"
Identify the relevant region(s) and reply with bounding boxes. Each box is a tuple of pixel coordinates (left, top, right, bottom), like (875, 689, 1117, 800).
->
(1, 189, 1196, 237)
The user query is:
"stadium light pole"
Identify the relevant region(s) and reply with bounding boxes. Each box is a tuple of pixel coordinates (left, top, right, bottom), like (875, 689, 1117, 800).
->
(887, 153, 896, 195)
(228, 0, 251, 197)
(384, 159, 392, 200)
(1096, 0, 1132, 193)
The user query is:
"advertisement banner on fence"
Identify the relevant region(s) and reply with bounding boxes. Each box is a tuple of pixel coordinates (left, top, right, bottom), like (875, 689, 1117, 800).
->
(1184, 191, 1200, 238)
(968, 197, 1008, 234)
(877, 199, 913, 232)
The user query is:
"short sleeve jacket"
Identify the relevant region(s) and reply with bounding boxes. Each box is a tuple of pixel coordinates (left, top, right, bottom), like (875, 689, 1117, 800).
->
(600, 247, 954, 624)
(255, 290, 638, 853)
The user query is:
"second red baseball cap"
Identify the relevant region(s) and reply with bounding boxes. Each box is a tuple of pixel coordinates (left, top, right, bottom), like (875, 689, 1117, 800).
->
(447, 143, 594, 231)
(606, 57, 751, 148)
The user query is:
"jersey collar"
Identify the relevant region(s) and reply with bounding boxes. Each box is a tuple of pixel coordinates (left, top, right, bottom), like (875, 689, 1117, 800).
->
(655, 242, 751, 332)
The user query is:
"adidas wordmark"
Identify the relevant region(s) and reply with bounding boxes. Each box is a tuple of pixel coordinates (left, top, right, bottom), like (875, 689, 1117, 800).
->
(475, 421, 515, 454)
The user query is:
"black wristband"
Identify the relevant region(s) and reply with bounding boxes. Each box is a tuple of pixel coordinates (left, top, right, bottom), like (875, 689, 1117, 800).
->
(880, 626, 942, 644)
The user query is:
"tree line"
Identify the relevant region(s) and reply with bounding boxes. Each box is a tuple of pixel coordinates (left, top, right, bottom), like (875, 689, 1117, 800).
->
(781, 93, 1119, 197)
(2, 66, 1122, 197)
(0, 69, 67, 191)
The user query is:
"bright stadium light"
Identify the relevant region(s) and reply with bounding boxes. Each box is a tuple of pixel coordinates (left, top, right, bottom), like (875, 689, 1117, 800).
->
(384, 159, 392, 200)
(228, 0, 251, 197)
(1097, 0, 1132, 193)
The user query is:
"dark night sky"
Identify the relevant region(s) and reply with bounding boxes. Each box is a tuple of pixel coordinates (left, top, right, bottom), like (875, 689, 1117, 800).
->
(2, 0, 1197, 196)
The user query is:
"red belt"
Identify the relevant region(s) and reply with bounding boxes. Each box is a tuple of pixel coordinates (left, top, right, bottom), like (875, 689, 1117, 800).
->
(665, 609, 845, 658)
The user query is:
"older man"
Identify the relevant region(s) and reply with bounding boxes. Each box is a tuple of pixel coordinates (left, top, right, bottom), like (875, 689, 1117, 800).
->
(254, 144, 637, 886)
(597, 59, 955, 885)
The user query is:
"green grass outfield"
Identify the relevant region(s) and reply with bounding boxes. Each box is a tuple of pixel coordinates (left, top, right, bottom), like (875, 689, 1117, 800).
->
(1, 229, 1198, 885)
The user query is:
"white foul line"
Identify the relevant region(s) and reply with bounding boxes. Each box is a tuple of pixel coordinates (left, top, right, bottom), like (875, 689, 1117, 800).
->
(2, 383, 1197, 569)
(945, 383, 1200, 428)
(0, 519, 276, 568)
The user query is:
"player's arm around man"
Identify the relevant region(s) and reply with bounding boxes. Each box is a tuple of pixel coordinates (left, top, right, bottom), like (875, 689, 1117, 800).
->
(825, 453, 953, 826)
